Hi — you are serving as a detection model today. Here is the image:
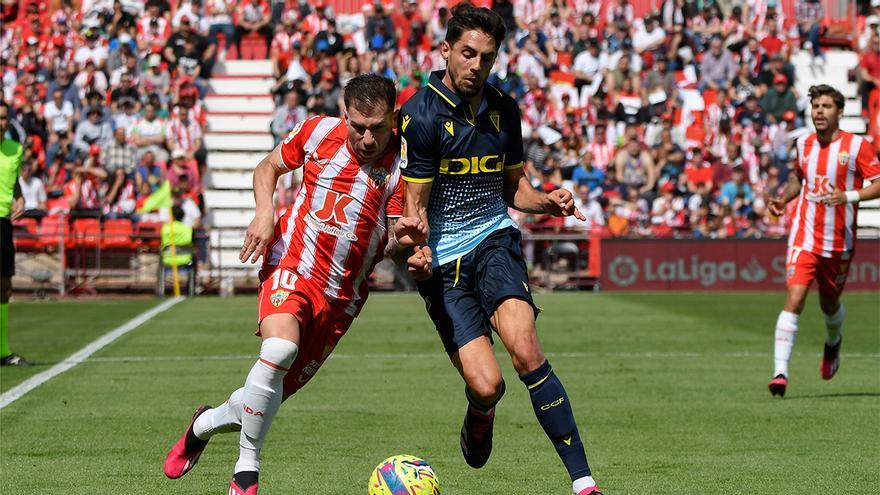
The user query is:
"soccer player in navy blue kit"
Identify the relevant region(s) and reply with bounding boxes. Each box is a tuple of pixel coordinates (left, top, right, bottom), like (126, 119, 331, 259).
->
(399, 4, 601, 494)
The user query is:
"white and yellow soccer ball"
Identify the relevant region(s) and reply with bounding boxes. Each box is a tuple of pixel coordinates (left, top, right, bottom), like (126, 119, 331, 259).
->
(368, 454, 440, 495)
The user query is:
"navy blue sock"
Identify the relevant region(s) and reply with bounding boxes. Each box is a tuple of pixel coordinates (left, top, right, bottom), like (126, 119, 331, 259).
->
(519, 360, 591, 480)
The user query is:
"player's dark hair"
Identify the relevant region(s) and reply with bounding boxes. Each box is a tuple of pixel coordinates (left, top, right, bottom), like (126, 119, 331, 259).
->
(343, 73, 396, 115)
(172, 205, 185, 222)
(808, 84, 845, 111)
(446, 2, 506, 50)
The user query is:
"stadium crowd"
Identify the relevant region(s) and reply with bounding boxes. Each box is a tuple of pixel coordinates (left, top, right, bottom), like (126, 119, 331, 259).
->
(1, 0, 878, 251)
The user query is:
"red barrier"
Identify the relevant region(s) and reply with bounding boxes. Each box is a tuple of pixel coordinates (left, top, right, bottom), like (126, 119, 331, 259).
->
(599, 239, 880, 291)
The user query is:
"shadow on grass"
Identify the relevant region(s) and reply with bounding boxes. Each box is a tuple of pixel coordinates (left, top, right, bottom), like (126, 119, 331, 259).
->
(785, 392, 880, 400)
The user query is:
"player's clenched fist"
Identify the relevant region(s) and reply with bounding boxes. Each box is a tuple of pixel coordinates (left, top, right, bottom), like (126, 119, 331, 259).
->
(240, 211, 275, 264)
(407, 245, 433, 281)
(392, 217, 427, 248)
(546, 188, 586, 220)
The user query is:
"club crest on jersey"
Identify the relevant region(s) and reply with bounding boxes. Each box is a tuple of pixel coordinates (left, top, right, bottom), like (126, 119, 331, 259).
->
(369, 166, 390, 189)
(489, 110, 501, 133)
(399, 137, 408, 169)
(838, 152, 850, 168)
(270, 289, 290, 307)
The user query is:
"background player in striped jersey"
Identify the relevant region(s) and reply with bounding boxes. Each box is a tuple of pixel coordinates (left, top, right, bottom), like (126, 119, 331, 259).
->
(164, 74, 427, 494)
(767, 84, 880, 397)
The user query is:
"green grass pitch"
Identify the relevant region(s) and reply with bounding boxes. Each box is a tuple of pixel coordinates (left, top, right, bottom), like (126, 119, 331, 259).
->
(1, 292, 878, 494)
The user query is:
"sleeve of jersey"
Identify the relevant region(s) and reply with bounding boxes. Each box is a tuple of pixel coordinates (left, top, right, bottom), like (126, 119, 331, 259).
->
(399, 109, 438, 183)
(504, 102, 524, 170)
(856, 139, 880, 181)
(386, 176, 404, 217)
(278, 117, 320, 171)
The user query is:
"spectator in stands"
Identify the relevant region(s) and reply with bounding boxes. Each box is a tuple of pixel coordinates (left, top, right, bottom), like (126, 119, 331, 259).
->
(795, 0, 824, 60)
(73, 59, 109, 103)
(719, 166, 753, 214)
(205, 0, 236, 60)
(73, 106, 111, 158)
(235, 0, 273, 57)
(164, 16, 215, 79)
(567, 184, 605, 232)
(860, 35, 880, 117)
(761, 74, 798, 124)
(44, 88, 76, 147)
(113, 97, 141, 136)
(131, 102, 168, 162)
(110, 70, 141, 113)
(166, 148, 200, 191)
(700, 36, 737, 90)
(18, 162, 47, 218)
(573, 38, 608, 97)
(172, 178, 202, 228)
(102, 127, 138, 178)
(571, 151, 605, 192)
(633, 14, 666, 57)
(74, 28, 109, 70)
(314, 18, 344, 56)
(136, 150, 165, 193)
(64, 150, 107, 217)
(653, 128, 686, 189)
(44, 71, 80, 113)
(614, 137, 657, 197)
(684, 147, 715, 194)
(271, 89, 307, 145)
(166, 107, 203, 164)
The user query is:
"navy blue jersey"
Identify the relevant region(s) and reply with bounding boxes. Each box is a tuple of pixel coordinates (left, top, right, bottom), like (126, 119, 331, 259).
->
(399, 70, 524, 266)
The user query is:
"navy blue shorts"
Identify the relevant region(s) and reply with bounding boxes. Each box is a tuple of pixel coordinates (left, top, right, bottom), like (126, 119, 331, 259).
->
(417, 227, 538, 356)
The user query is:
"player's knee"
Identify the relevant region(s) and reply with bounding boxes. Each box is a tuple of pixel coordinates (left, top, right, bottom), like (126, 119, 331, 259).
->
(466, 374, 504, 404)
(509, 339, 545, 375)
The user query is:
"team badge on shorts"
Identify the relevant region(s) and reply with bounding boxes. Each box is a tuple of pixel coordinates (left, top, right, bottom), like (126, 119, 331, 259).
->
(270, 289, 290, 307)
(369, 166, 390, 189)
(786, 265, 796, 280)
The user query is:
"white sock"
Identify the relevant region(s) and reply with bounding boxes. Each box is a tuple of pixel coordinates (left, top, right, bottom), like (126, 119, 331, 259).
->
(774, 310, 799, 377)
(573, 475, 597, 494)
(823, 304, 844, 346)
(193, 387, 244, 440)
(235, 337, 298, 474)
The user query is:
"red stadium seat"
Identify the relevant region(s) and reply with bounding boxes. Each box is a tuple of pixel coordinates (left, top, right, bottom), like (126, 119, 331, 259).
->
(72, 218, 102, 248)
(102, 219, 135, 249)
(12, 218, 40, 252)
(136, 221, 163, 250)
(38, 215, 70, 251)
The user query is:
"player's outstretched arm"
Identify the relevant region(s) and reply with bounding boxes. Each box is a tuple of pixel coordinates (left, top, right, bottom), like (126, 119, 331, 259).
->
(502, 167, 585, 220)
(240, 144, 287, 264)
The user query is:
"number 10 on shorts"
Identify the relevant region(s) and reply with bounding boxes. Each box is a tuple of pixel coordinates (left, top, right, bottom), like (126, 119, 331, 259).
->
(271, 269, 298, 291)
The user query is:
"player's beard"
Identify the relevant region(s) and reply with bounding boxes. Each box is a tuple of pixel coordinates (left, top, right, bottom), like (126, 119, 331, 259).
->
(451, 69, 483, 99)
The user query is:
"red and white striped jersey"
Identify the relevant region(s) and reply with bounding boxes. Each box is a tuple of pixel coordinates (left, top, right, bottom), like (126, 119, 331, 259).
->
(167, 116, 203, 153)
(789, 132, 880, 256)
(263, 116, 405, 316)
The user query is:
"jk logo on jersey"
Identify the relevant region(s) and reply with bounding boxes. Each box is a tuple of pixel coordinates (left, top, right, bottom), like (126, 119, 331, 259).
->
(315, 190, 355, 224)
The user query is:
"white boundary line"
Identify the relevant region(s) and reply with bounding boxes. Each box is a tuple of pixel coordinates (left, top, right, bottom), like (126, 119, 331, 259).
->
(85, 350, 880, 363)
(0, 297, 184, 410)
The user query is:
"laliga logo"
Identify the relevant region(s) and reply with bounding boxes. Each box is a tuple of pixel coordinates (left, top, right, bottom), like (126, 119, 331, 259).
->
(608, 256, 639, 287)
(607, 255, 769, 287)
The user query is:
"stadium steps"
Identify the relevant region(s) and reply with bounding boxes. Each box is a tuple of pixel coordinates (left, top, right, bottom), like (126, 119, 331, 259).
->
(792, 50, 864, 133)
(204, 60, 276, 282)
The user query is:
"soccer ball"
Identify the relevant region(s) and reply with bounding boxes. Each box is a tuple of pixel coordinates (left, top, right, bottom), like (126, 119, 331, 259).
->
(368, 454, 440, 494)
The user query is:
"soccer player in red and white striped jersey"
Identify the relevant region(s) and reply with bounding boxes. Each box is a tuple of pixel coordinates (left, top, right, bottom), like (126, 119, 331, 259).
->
(766, 85, 880, 397)
(164, 75, 426, 495)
